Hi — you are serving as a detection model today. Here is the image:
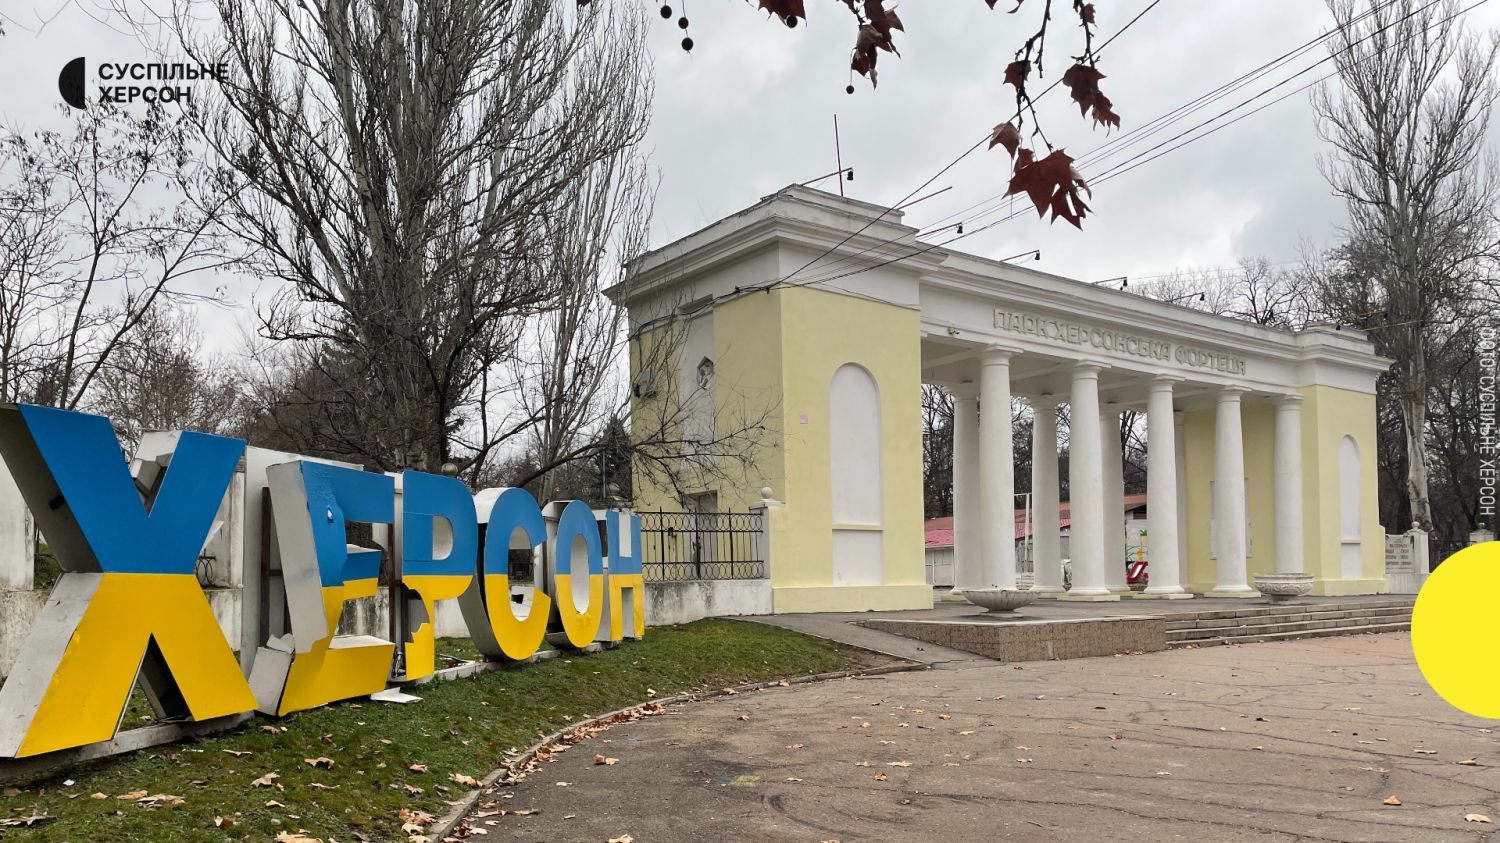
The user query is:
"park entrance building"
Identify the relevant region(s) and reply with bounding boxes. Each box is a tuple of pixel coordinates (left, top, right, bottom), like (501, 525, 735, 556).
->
(607, 186, 1390, 614)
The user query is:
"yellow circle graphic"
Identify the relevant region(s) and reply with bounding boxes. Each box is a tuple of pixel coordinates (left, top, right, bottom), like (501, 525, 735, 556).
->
(1411, 542, 1500, 720)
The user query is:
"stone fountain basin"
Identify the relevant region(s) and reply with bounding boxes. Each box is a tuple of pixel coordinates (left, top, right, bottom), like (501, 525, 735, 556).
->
(963, 588, 1038, 613)
(1253, 572, 1314, 603)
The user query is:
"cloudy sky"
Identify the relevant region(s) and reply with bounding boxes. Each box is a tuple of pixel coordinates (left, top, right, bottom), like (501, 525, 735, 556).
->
(3, 0, 1499, 300)
(641, 0, 1500, 284)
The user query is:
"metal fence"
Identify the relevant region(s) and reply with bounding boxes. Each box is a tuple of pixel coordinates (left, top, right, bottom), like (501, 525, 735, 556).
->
(638, 510, 765, 581)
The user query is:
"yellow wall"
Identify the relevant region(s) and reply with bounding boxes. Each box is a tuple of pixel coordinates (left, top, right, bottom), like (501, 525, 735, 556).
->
(1301, 385, 1386, 595)
(770, 287, 930, 612)
(629, 291, 785, 514)
(1181, 388, 1385, 595)
(628, 285, 930, 613)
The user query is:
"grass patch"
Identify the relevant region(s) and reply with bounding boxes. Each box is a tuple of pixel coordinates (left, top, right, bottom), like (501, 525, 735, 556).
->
(0, 619, 870, 841)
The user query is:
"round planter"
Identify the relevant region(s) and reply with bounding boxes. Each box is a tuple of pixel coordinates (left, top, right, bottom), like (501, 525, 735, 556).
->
(1253, 573, 1314, 603)
(963, 588, 1038, 613)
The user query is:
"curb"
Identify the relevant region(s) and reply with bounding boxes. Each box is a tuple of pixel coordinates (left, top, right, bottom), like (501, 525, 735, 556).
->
(425, 657, 925, 841)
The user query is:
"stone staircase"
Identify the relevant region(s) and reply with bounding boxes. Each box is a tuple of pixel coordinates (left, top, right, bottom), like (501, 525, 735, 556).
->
(1165, 599, 1416, 648)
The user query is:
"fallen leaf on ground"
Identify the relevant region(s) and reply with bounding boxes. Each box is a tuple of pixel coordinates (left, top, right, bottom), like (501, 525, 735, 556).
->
(1017, 758, 1033, 764)
(609, 836, 634, 843)
(264, 799, 284, 808)
(274, 832, 321, 843)
(0, 813, 53, 827)
(887, 761, 911, 767)
(222, 749, 252, 758)
(738, 714, 750, 721)
(1466, 813, 1493, 823)
(116, 790, 149, 800)
(252, 773, 280, 787)
(450, 773, 481, 788)
(213, 816, 235, 828)
(594, 755, 619, 766)
(136, 794, 185, 808)
(1458, 758, 1479, 766)
(408, 763, 429, 773)
(1414, 749, 1439, 755)
(1383, 795, 1402, 806)
(873, 772, 887, 781)
(403, 785, 423, 795)
(89, 792, 108, 800)
(303, 757, 335, 769)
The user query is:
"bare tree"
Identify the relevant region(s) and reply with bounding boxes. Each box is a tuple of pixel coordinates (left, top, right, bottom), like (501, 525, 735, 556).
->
(504, 147, 653, 500)
(1311, 0, 1500, 530)
(167, 0, 652, 473)
(0, 101, 231, 410)
(89, 304, 241, 451)
(1132, 258, 1304, 326)
(920, 385, 954, 518)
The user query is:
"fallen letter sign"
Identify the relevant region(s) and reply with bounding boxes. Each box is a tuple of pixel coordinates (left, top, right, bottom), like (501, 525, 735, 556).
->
(0, 404, 644, 758)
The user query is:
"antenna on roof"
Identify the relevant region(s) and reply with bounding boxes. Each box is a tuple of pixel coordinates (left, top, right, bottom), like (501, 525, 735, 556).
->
(799, 115, 854, 194)
(834, 114, 845, 198)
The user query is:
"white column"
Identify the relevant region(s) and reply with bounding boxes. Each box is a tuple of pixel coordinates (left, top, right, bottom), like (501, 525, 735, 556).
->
(1210, 387, 1255, 596)
(1061, 363, 1117, 600)
(951, 387, 982, 593)
(1174, 412, 1190, 591)
(1101, 405, 1128, 593)
(1141, 378, 1189, 597)
(978, 350, 1017, 591)
(1274, 395, 1305, 575)
(1030, 396, 1064, 595)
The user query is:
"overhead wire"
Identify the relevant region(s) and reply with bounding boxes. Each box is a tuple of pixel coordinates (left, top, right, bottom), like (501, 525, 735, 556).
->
(790, 0, 1480, 292)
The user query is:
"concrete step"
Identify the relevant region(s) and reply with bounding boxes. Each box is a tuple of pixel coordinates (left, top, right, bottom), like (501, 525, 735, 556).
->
(1161, 599, 1415, 625)
(1164, 606, 1413, 632)
(1167, 612, 1413, 641)
(1168, 621, 1411, 648)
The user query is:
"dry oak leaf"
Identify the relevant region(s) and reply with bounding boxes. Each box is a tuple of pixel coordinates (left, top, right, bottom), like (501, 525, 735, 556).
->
(408, 763, 429, 773)
(988, 122, 1021, 158)
(1383, 795, 1403, 806)
(117, 789, 149, 800)
(275, 832, 322, 843)
(873, 772, 888, 781)
(1004, 59, 1030, 91)
(1466, 814, 1493, 823)
(1458, 758, 1480, 766)
(450, 773, 482, 788)
(252, 773, 280, 787)
(265, 799, 285, 808)
(89, 792, 109, 800)
(403, 784, 424, 795)
(1061, 63, 1121, 129)
(136, 794, 185, 808)
(594, 755, 619, 766)
(213, 816, 235, 828)
(303, 756, 335, 769)
(1007, 149, 1092, 229)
